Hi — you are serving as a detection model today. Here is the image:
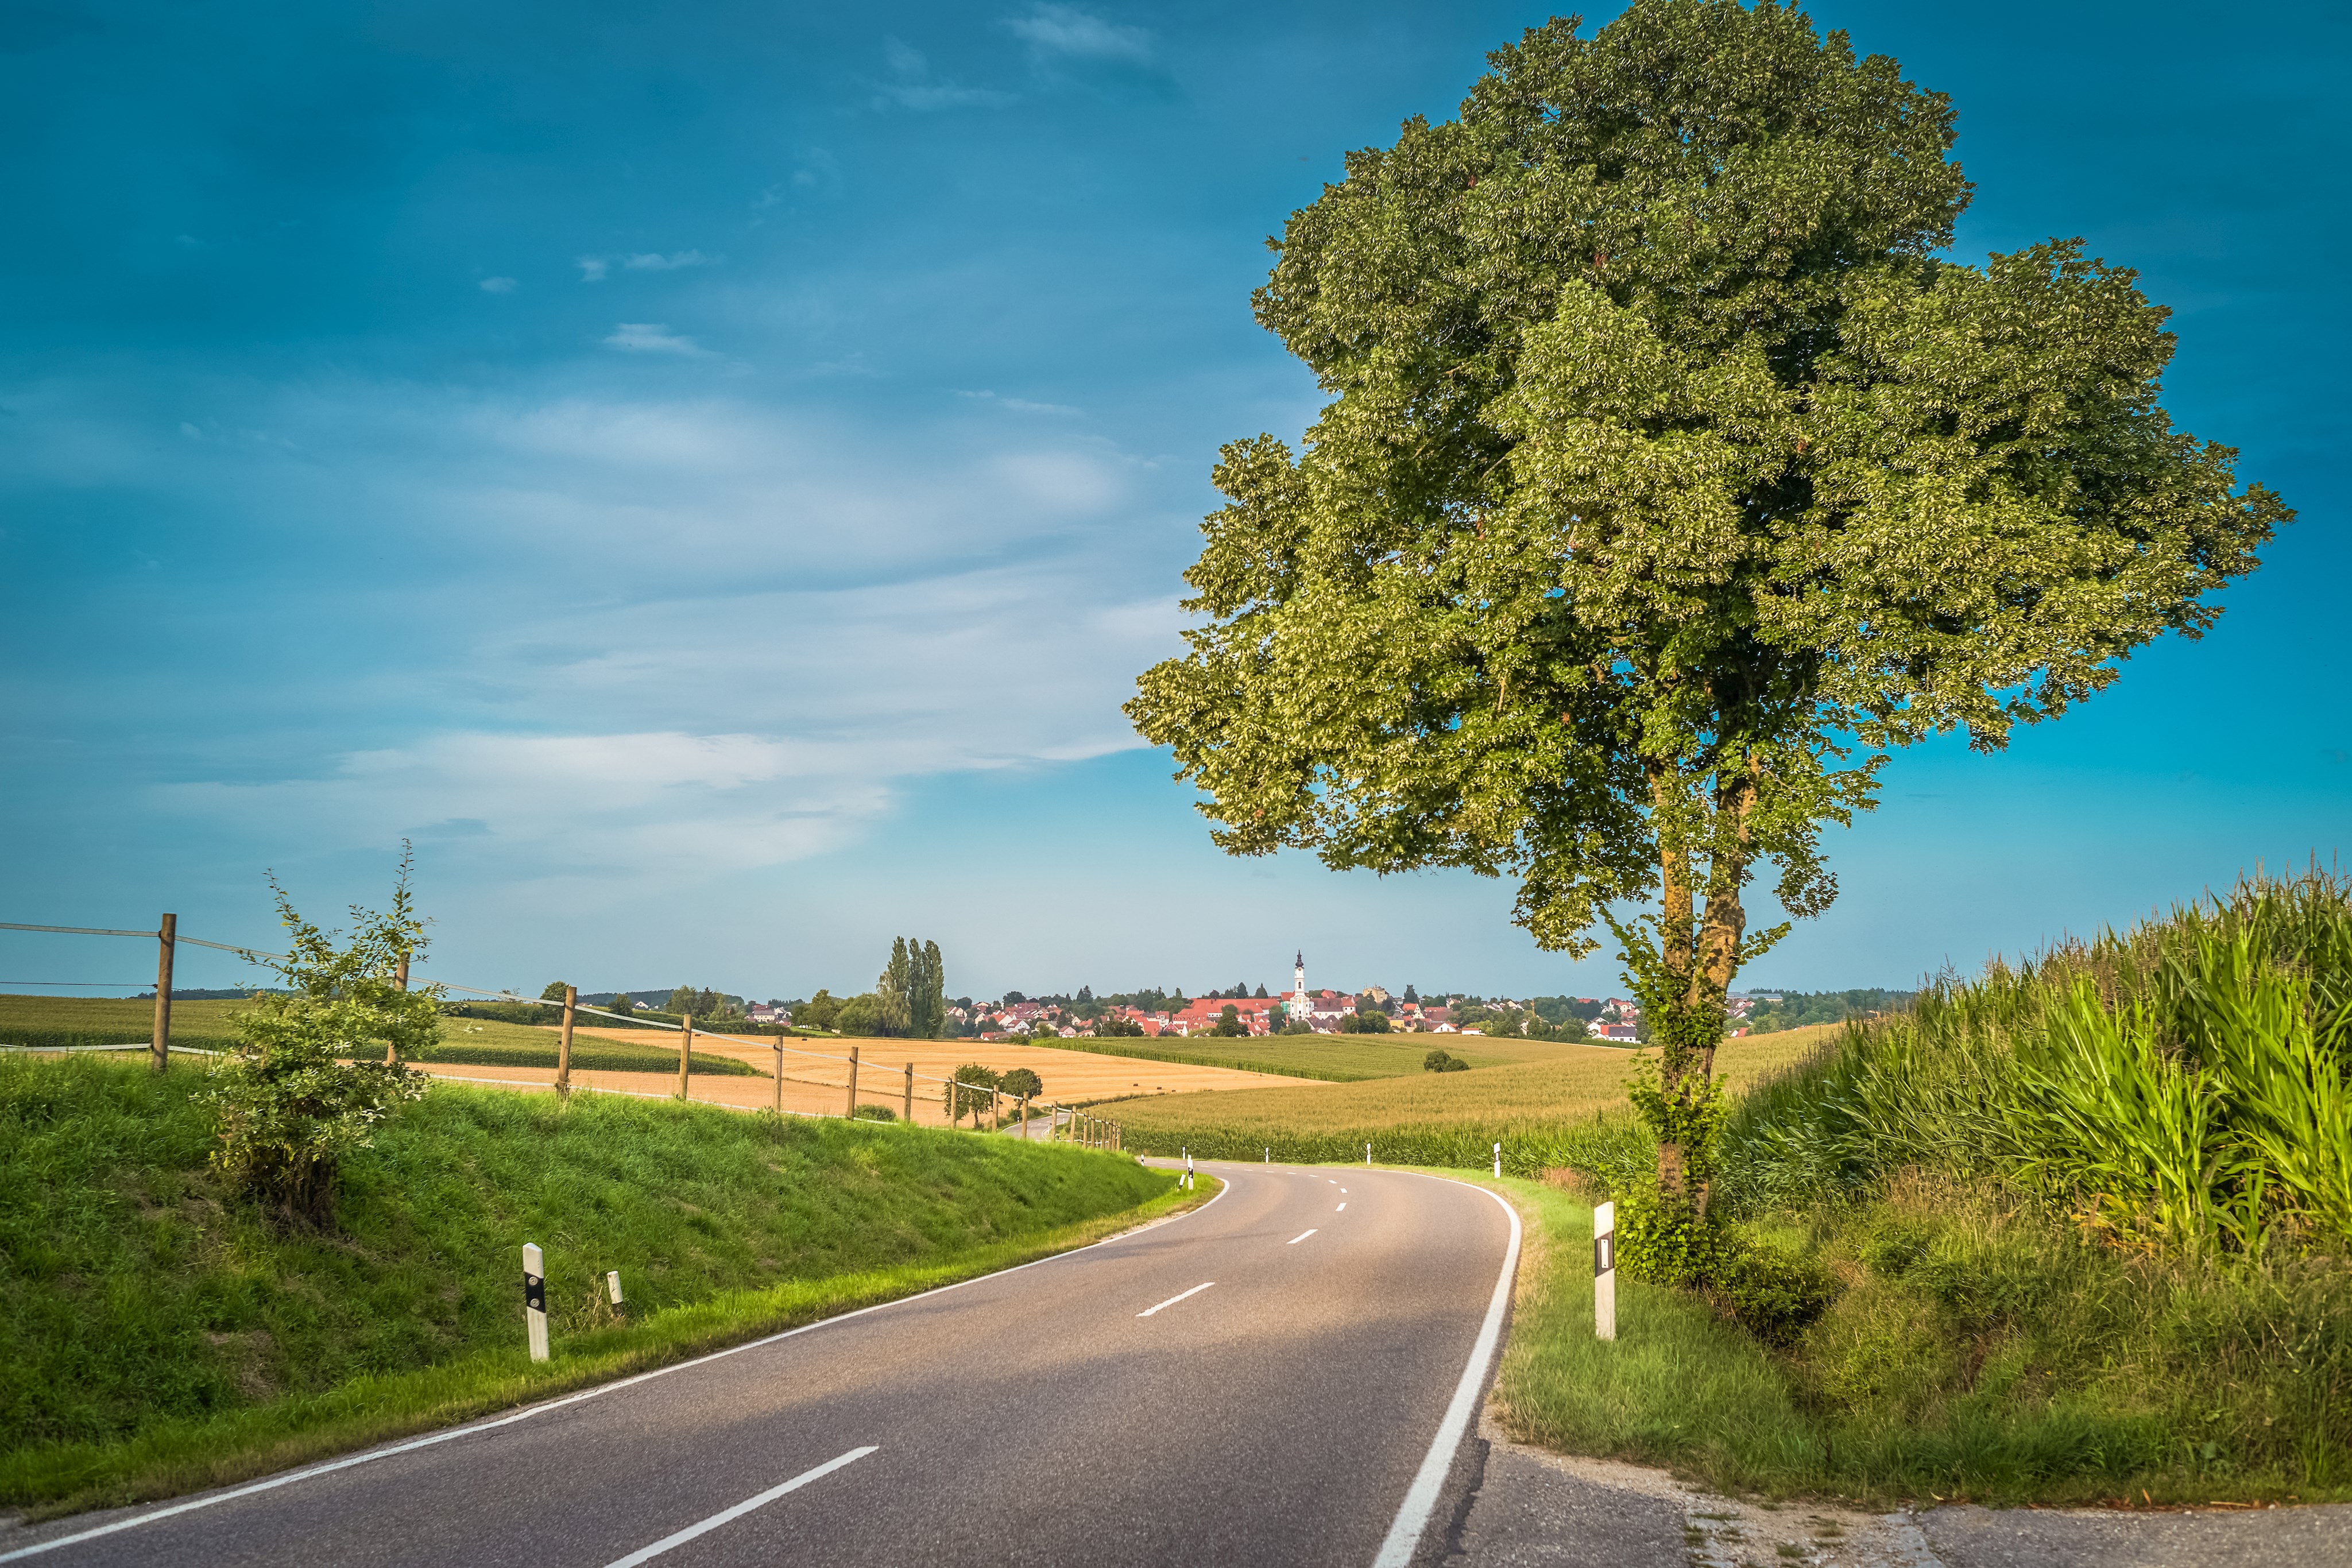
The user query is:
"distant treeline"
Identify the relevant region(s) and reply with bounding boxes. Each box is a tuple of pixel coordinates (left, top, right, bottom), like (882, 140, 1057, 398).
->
(1741, 988, 1913, 1033)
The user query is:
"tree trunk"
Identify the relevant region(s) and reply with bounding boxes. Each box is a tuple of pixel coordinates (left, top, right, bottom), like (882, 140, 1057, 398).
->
(1651, 769, 1697, 1197)
(1688, 765, 1758, 1086)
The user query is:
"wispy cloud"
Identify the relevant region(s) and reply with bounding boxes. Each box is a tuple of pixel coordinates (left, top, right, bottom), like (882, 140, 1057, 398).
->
(621, 250, 714, 272)
(478, 276, 518, 293)
(957, 389, 1082, 416)
(869, 37, 1017, 113)
(577, 256, 609, 282)
(601, 323, 709, 356)
(1004, 4, 1154, 64)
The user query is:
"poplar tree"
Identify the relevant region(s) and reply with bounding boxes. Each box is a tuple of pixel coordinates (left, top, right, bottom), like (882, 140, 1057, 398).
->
(1127, 1, 2285, 1210)
(876, 939, 914, 1037)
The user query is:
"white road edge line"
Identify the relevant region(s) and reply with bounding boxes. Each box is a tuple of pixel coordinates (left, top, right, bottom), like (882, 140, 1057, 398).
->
(0, 1175, 1236, 1563)
(1287, 1228, 1318, 1244)
(1367, 1177, 1522, 1568)
(601, 1446, 876, 1568)
(1136, 1281, 1215, 1317)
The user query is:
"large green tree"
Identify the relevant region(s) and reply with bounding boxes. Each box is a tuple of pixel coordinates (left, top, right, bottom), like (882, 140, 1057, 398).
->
(1127, 1, 2285, 1205)
(876, 936, 947, 1038)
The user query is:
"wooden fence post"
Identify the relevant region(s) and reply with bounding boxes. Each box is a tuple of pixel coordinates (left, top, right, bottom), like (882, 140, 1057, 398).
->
(991, 1087, 1001, 1133)
(773, 1036, 785, 1115)
(678, 1015, 694, 1101)
(846, 1046, 861, 1120)
(151, 913, 175, 1074)
(558, 985, 577, 1096)
(1020, 1094, 1031, 1139)
(903, 1062, 914, 1125)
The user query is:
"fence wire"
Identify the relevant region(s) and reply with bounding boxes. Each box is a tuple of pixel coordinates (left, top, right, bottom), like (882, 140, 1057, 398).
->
(3, 917, 1124, 1145)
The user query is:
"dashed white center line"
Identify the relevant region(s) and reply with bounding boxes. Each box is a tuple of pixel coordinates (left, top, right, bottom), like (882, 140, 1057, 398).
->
(1336, 1203, 1347, 1211)
(602, 1446, 876, 1567)
(1288, 1229, 1318, 1244)
(1138, 1281, 1216, 1317)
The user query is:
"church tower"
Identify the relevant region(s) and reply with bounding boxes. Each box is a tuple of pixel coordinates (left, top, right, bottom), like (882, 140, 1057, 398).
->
(1294, 950, 1306, 1001)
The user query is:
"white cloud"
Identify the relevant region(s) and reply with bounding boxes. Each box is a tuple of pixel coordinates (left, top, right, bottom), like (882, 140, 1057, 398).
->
(870, 37, 1017, 112)
(479, 276, 519, 293)
(577, 257, 610, 282)
(957, 389, 1082, 416)
(55, 374, 1173, 892)
(621, 250, 714, 272)
(602, 323, 709, 356)
(1004, 4, 1154, 64)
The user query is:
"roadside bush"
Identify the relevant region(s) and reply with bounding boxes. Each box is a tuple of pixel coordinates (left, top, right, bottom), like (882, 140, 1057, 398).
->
(1612, 1183, 1727, 1289)
(203, 862, 438, 1223)
(1422, 1049, 1469, 1073)
(1000, 1067, 1043, 1099)
(850, 1104, 897, 1122)
(1709, 1237, 1836, 1345)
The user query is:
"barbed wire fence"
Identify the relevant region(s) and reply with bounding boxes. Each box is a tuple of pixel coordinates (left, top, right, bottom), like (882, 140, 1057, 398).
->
(0, 917, 1125, 1151)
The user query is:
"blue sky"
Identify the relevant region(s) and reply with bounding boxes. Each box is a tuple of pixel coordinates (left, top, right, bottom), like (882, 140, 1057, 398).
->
(2, 0, 2343, 1004)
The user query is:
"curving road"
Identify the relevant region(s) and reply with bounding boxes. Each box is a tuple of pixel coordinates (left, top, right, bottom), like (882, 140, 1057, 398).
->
(2, 1161, 1519, 1568)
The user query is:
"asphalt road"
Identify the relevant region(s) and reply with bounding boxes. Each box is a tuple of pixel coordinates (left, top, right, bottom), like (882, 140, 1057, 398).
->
(2, 1161, 1519, 1568)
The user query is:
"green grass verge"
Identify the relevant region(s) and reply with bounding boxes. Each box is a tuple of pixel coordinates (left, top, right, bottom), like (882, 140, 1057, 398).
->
(1467, 1172, 2352, 1506)
(1, 1052, 1192, 1513)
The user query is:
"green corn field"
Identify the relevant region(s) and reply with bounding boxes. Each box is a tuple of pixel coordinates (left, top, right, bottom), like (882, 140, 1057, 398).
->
(1720, 867, 2352, 1257)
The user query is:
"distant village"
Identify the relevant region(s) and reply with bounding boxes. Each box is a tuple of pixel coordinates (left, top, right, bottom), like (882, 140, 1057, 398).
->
(736, 953, 1775, 1043)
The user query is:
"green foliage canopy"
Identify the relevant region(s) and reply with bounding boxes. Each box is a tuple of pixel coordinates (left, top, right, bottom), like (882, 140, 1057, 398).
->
(1127, 0, 2285, 1180)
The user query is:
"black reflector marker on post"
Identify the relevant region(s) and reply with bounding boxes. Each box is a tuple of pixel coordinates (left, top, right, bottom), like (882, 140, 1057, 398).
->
(1593, 1201, 1616, 1342)
(523, 1242, 549, 1362)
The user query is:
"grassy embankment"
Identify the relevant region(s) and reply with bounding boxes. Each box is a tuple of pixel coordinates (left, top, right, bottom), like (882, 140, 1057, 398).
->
(1473, 1168, 2350, 1506)
(0, 1053, 1189, 1513)
(1108, 1028, 1833, 1169)
(0, 996, 762, 1077)
(1039, 1029, 1608, 1083)
(1397, 872, 2352, 1505)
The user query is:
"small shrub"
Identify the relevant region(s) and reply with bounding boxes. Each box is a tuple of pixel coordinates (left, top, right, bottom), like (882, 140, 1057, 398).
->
(203, 858, 438, 1223)
(1422, 1049, 1469, 1073)
(1614, 1184, 1728, 1289)
(851, 1104, 897, 1122)
(1711, 1240, 1837, 1345)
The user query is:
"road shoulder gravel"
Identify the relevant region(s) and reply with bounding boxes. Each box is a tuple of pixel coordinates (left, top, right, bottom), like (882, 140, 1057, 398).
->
(1444, 1414, 2351, 1568)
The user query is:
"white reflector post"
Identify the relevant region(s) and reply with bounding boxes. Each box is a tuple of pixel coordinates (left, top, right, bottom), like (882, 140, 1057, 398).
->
(1492, 1142, 1502, 1178)
(1592, 1202, 1616, 1342)
(606, 1269, 624, 1307)
(523, 1242, 550, 1362)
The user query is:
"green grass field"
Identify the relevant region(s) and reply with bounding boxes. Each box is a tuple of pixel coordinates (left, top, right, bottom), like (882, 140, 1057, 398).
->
(1476, 1171, 2350, 1505)
(1106, 1028, 1835, 1172)
(0, 1051, 1184, 1511)
(0, 994, 249, 1052)
(0, 996, 760, 1077)
(1045, 1029, 1627, 1082)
